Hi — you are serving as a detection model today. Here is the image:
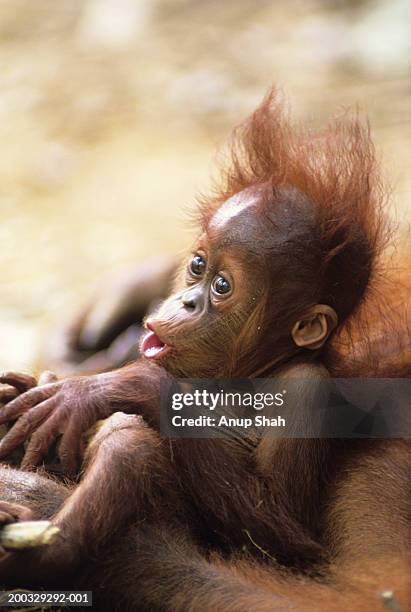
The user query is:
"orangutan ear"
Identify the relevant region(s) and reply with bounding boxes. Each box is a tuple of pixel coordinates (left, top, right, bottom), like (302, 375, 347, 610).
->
(291, 305, 338, 350)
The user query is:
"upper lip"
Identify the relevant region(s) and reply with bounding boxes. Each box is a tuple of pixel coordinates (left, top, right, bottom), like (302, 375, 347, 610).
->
(145, 321, 170, 346)
(141, 320, 172, 361)
(146, 320, 161, 336)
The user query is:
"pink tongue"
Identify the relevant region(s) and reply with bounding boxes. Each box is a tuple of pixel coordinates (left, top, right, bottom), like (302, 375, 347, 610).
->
(142, 331, 165, 357)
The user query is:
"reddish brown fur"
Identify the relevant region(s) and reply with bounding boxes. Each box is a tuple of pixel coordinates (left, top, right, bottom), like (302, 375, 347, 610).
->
(0, 91, 410, 610)
(200, 90, 389, 321)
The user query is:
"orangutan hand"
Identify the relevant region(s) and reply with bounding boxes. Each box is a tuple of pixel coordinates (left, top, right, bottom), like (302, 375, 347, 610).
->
(0, 370, 116, 475)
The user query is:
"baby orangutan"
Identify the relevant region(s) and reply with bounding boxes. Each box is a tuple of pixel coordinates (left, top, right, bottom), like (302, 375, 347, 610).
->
(0, 91, 410, 611)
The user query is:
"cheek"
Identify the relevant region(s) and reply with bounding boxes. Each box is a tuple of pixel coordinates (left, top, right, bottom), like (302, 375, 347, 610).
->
(177, 312, 240, 356)
(158, 306, 251, 377)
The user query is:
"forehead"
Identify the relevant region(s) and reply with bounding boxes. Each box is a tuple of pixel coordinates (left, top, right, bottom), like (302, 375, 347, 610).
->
(206, 186, 315, 254)
(207, 190, 266, 250)
(210, 191, 258, 228)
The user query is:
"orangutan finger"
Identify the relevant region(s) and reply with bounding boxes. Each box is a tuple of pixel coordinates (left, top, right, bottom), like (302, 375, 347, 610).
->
(0, 372, 37, 394)
(0, 397, 59, 459)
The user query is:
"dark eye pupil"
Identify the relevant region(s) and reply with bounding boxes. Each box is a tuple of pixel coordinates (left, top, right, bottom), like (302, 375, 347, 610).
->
(190, 255, 205, 276)
(214, 276, 230, 294)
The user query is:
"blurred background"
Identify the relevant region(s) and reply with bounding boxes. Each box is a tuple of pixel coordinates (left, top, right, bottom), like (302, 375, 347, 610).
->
(0, 0, 410, 370)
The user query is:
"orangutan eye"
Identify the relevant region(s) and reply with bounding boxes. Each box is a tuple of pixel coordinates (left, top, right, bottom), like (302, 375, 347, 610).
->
(212, 275, 232, 296)
(189, 254, 206, 277)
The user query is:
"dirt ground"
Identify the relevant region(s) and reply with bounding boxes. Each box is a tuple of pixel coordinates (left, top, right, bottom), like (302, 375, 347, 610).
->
(0, 0, 410, 371)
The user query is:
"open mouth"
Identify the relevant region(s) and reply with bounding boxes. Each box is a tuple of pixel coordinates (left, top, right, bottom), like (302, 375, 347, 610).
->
(141, 323, 171, 360)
